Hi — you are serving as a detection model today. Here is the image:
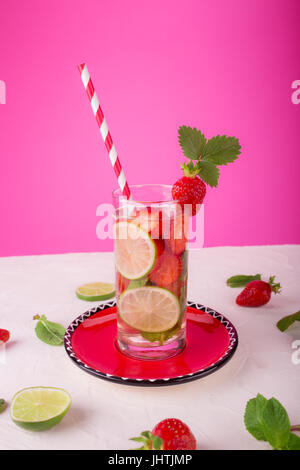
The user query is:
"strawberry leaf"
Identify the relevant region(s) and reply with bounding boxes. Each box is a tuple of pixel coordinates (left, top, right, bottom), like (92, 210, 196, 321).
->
(203, 135, 241, 165)
(196, 160, 220, 187)
(152, 435, 163, 450)
(178, 126, 206, 160)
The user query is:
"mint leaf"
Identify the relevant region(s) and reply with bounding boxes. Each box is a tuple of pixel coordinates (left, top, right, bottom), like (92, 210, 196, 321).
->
(34, 315, 65, 346)
(285, 432, 300, 450)
(227, 274, 262, 288)
(244, 394, 300, 450)
(203, 135, 241, 165)
(142, 325, 180, 345)
(196, 160, 220, 187)
(244, 394, 268, 441)
(128, 277, 148, 289)
(277, 311, 300, 332)
(0, 399, 6, 413)
(262, 398, 291, 449)
(178, 126, 206, 160)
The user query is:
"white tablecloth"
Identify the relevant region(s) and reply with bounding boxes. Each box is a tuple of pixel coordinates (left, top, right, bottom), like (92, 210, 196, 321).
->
(0, 245, 299, 450)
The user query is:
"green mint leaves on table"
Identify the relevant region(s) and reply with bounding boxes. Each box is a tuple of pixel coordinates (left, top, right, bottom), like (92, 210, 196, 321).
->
(277, 311, 300, 332)
(244, 394, 300, 450)
(226, 274, 262, 288)
(33, 315, 66, 346)
(0, 399, 6, 413)
(178, 125, 241, 187)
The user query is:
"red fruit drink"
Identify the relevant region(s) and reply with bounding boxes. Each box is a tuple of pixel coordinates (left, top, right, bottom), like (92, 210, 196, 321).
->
(113, 185, 188, 360)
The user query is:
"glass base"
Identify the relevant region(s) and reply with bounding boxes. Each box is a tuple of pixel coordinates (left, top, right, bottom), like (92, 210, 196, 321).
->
(117, 332, 186, 361)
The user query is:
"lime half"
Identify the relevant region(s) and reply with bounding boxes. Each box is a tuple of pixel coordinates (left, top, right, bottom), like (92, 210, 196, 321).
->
(118, 286, 180, 333)
(10, 387, 71, 431)
(76, 282, 115, 301)
(114, 221, 156, 280)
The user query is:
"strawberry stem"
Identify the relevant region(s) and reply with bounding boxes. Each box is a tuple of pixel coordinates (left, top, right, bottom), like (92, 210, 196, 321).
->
(268, 276, 281, 294)
(130, 431, 163, 450)
(181, 160, 199, 178)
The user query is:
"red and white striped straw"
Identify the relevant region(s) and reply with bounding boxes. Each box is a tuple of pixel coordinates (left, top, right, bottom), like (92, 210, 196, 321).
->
(78, 63, 131, 199)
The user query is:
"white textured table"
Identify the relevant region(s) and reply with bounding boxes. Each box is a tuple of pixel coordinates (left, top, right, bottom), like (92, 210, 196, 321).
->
(1, 245, 300, 450)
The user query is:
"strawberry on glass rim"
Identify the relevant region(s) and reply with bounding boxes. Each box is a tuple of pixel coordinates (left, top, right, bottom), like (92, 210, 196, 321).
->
(172, 126, 241, 216)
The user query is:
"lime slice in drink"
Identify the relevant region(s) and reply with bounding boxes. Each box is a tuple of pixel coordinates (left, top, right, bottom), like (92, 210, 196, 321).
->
(118, 286, 180, 333)
(76, 282, 115, 301)
(10, 387, 71, 431)
(114, 221, 156, 280)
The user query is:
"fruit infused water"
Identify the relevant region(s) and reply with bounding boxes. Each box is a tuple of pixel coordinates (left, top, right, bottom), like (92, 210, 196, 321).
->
(113, 184, 188, 360)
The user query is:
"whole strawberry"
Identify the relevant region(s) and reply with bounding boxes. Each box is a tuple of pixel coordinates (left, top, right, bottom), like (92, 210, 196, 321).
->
(131, 418, 196, 450)
(236, 276, 281, 307)
(172, 175, 206, 216)
(172, 126, 241, 216)
(0, 329, 10, 343)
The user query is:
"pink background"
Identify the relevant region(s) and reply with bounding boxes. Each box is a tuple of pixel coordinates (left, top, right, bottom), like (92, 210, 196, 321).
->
(0, 0, 299, 256)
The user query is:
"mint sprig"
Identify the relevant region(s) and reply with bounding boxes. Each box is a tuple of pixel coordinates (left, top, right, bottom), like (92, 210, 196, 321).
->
(244, 394, 300, 450)
(277, 310, 300, 332)
(34, 315, 66, 346)
(178, 125, 241, 187)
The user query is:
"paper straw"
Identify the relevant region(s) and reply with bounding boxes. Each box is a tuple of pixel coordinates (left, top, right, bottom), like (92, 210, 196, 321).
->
(78, 63, 131, 199)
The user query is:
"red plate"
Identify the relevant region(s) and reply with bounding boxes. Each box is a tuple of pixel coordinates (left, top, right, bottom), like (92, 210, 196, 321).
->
(64, 301, 238, 386)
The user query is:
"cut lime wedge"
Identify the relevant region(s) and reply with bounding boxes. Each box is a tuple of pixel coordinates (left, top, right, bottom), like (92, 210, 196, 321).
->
(10, 387, 71, 431)
(76, 282, 115, 301)
(118, 286, 180, 333)
(114, 221, 156, 280)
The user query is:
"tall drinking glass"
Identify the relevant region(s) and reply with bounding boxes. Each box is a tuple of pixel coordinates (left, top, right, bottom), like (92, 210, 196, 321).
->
(113, 184, 188, 360)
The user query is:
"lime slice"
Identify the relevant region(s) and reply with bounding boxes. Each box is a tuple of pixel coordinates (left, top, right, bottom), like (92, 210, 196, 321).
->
(118, 286, 180, 333)
(76, 282, 115, 301)
(10, 387, 71, 431)
(114, 221, 156, 280)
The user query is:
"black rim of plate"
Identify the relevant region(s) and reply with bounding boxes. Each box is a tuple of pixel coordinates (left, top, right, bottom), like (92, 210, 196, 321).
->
(64, 300, 238, 387)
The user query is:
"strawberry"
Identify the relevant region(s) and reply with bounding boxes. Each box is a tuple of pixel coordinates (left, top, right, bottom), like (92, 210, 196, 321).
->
(164, 280, 182, 298)
(149, 252, 182, 287)
(165, 213, 188, 255)
(0, 329, 10, 343)
(172, 125, 241, 216)
(133, 207, 163, 239)
(236, 276, 281, 307)
(131, 418, 196, 450)
(172, 175, 206, 217)
(116, 271, 130, 294)
(152, 238, 165, 268)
